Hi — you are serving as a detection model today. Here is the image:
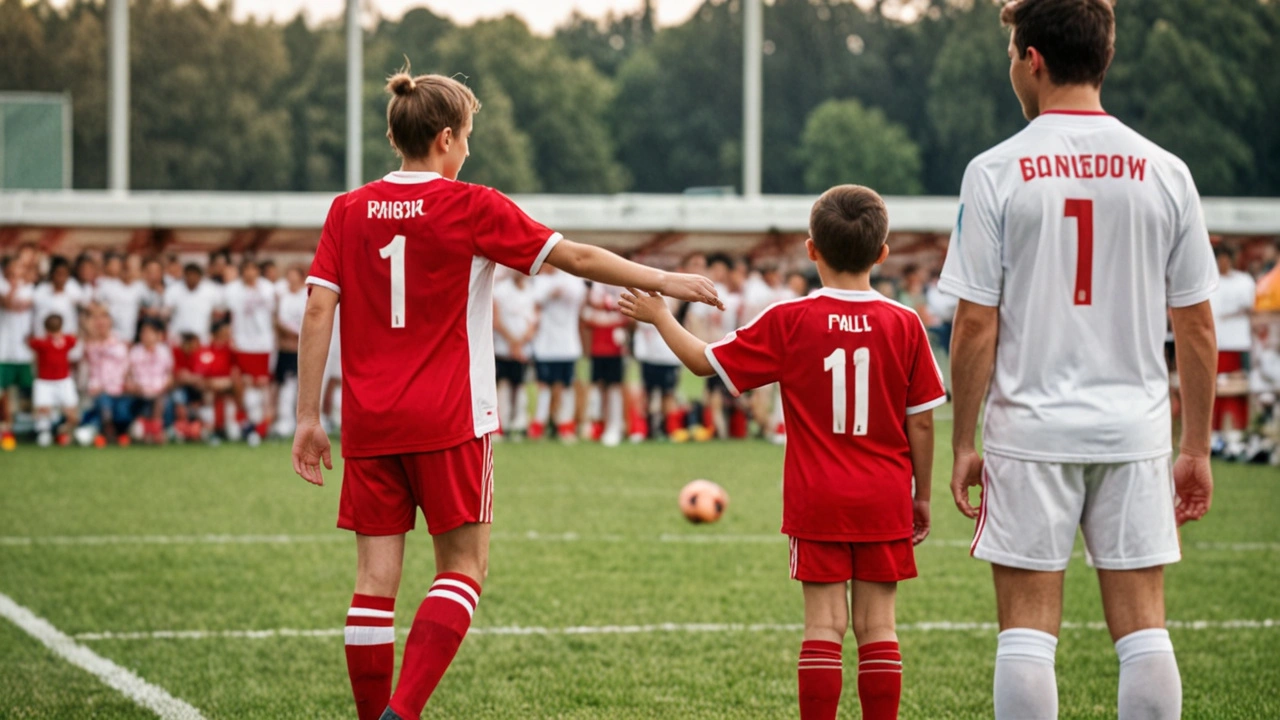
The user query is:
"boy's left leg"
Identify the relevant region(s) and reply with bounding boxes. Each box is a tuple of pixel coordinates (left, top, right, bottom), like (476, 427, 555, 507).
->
(851, 579, 903, 720)
(799, 580, 848, 720)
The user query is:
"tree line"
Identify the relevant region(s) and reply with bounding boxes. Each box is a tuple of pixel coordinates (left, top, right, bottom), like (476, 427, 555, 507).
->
(1, 0, 1276, 197)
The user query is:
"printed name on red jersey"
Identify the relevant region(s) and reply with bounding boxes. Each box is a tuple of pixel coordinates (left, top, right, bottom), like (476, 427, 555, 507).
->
(367, 199, 425, 219)
(1018, 154, 1147, 183)
(828, 314, 872, 333)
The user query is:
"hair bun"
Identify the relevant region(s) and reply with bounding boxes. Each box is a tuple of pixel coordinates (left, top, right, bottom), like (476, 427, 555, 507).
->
(387, 73, 416, 96)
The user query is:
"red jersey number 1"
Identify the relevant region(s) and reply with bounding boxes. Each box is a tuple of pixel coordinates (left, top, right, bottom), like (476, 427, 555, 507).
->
(1064, 199, 1094, 306)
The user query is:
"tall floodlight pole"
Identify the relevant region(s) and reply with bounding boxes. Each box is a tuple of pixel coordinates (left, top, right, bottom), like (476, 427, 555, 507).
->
(108, 0, 129, 192)
(743, 0, 763, 197)
(346, 0, 363, 190)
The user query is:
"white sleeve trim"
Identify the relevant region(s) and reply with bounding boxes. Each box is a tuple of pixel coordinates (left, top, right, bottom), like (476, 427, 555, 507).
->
(906, 395, 948, 415)
(937, 276, 1000, 307)
(704, 342, 742, 397)
(528, 232, 564, 276)
(305, 276, 341, 295)
(1167, 283, 1217, 309)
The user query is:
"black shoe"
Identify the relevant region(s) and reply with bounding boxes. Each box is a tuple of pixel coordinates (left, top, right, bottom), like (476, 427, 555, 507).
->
(378, 708, 404, 720)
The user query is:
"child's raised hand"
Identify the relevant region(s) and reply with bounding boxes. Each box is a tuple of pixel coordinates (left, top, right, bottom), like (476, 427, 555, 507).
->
(619, 288, 671, 325)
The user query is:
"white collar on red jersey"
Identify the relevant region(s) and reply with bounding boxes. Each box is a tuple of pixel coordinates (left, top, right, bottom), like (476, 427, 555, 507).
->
(814, 288, 884, 302)
(383, 171, 445, 184)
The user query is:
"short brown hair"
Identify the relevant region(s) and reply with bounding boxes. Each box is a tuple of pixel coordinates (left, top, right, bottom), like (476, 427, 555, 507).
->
(809, 185, 889, 274)
(385, 65, 480, 160)
(1002, 0, 1115, 87)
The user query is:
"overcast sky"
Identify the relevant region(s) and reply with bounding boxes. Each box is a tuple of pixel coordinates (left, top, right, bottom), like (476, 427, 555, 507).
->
(230, 0, 706, 35)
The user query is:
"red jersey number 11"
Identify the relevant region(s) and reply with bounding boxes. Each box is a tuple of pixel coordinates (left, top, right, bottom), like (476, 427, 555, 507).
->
(379, 234, 407, 328)
(1064, 199, 1094, 306)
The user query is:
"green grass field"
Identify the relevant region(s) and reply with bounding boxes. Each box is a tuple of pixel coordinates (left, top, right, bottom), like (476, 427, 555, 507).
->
(1, 424, 1277, 719)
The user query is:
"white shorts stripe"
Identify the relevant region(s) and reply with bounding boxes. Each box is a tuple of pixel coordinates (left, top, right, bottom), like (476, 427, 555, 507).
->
(426, 589, 475, 618)
(346, 608, 394, 619)
(432, 578, 480, 606)
(344, 625, 395, 646)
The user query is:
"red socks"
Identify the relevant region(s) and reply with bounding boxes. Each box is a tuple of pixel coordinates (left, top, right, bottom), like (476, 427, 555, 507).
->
(344, 594, 396, 720)
(388, 573, 482, 720)
(857, 641, 903, 720)
(798, 640, 843, 720)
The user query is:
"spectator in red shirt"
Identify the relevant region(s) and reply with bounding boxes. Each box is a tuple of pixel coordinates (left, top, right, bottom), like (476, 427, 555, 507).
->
(195, 321, 235, 441)
(171, 332, 205, 440)
(27, 314, 79, 446)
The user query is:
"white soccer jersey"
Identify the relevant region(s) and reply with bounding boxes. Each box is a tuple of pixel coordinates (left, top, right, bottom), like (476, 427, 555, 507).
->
(164, 280, 224, 343)
(93, 277, 147, 341)
(277, 286, 308, 337)
(633, 295, 682, 366)
(493, 278, 538, 359)
(1210, 270, 1256, 352)
(532, 270, 586, 362)
(224, 278, 277, 353)
(940, 111, 1218, 463)
(0, 277, 35, 363)
(31, 281, 85, 338)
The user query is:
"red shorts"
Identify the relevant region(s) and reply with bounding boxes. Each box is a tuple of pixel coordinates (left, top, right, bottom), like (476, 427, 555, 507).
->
(339, 434, 493, 536)
(788, 536, 917, 584)
(234, 352, 271, 381)
(1217, 351, 1244, 374)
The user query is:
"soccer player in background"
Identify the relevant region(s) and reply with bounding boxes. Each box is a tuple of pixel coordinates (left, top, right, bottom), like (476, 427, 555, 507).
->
(0, 253, 37, 447)
(621, 186, 945, 720)
(93, 251, 147, 343)
(492, 269, 539, 440)
(583, 281, 628, 446)
(163, 264, 224, 344)
(942, 2, 1218, 718)
(194, 321, 235, 441)
(1208, 245, 1256, 455)
(632, 293, 683, 440)
(290, 67, 719, 720)
(529, 264, 587, 441)
(224, 259, 277, 443)
(28, 314, 79, 447)
(274, 265, 308, 437)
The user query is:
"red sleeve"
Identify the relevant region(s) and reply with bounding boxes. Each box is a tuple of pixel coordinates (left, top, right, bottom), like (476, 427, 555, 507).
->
(66, 336, 78, 351)
(307, 195, 345, 295)
(704, 305, 787, 397)
(27, 337, 43, 351)
(906, 318, 947, 415)
(470, 187, 562, 276)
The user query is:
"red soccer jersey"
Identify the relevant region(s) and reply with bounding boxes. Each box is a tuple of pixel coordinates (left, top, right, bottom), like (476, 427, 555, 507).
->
(706, 288, 947, 542)
(28, 334, 77, 380)
(307, 171, 561, 458)
(193, 344, 233, 379)
(586, 284, 627, 358)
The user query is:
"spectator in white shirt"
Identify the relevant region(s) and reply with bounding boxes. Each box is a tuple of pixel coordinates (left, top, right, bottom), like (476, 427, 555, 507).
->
(32, 256, 87, 339)
(224, 259, 277, 441)
(1209, 246, 1256, 444)
(94, 252, 148, 342)
(163, 264, 224, 344)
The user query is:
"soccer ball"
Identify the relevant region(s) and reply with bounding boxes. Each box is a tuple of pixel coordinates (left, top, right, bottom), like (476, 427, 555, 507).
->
(679, 479, 729, 524)
(73, 425, 97, 447)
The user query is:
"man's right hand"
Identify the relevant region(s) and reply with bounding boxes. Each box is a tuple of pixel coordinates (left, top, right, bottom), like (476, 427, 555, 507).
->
(950, 449, 984, 519)
(1173, 452, 1213, 526)
(660, 272, 723, 310)
(292, 417, 333, 487)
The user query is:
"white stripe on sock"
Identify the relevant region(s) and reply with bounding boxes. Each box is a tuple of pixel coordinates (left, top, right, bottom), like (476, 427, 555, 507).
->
(431, 579, 480, 606)
(858, 659, 904, 667)
(426, 589, 475, 618)
(346, 608, 394, 619)
(344, 625, 395, 646)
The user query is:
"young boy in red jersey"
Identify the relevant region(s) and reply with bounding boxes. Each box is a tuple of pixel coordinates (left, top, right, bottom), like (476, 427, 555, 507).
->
(290, 67, 720, 720)
(621, 185, 945, 720)
(171, 332, 205, 441)
(28, 314, 80, 447)
(194, 321, 235, 442)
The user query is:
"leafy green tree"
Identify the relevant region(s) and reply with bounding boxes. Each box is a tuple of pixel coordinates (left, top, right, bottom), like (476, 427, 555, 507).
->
(799, 99, 923, 194)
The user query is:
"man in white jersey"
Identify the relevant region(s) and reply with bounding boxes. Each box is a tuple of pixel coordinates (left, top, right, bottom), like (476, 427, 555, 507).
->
(163, 264, 224, 344)
(93, 252, 147, 342)
(492, 269, 539, 439)
(941, 2, 1218, 718)
(223, 259, 277, 442)
(529, 265, 586, 441)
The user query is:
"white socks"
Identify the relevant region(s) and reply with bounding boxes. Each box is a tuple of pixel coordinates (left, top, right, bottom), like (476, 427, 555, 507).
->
(496, 383, 513, 432)
(1116, 629, 1181, 720)
(556, 386, 576, 426)
(606, 386, 624, 436)
(534, 386, 551, 424)
(995, 628, 1059, 720)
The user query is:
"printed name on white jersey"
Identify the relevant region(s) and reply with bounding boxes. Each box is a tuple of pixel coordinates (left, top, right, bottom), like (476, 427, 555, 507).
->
(367, 199, 425, 219)
(828, 314, 872, 333)
(1018, 154, 1147, 183)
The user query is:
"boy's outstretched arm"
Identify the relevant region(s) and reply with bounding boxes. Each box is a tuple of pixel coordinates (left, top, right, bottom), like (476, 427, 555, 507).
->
(547, 240, 723, 310)
(906, 410, 934, 545)
(620, 289, 715, 377)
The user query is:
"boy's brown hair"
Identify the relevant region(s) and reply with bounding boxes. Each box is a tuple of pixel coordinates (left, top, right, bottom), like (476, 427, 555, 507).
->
(809, 185, 889, 274)
(385, 63, 481, 160)
(1001, 0, 1115, 88)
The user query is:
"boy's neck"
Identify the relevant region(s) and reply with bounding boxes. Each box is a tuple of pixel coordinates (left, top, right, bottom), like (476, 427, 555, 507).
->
(401, 157, 444, 175)
(816, 267, 874, 292)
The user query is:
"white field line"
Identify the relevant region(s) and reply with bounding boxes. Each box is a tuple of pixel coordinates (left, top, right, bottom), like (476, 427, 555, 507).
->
(72, 618, 1279, 643)
(2, 532, 1276, 553)
(0, 592, 205, 719)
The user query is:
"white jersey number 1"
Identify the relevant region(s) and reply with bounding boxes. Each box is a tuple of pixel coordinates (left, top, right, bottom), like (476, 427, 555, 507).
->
(379, 234, 407, 328)
(823, 347, 870, 436)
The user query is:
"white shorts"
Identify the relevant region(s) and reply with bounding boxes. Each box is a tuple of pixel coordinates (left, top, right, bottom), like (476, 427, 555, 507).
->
(970, 453, 1180, 572)
(33, 378, 79, 410)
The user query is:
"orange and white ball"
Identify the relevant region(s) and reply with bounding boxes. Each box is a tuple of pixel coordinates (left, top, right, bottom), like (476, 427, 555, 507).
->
(679, 480, 729, 524)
